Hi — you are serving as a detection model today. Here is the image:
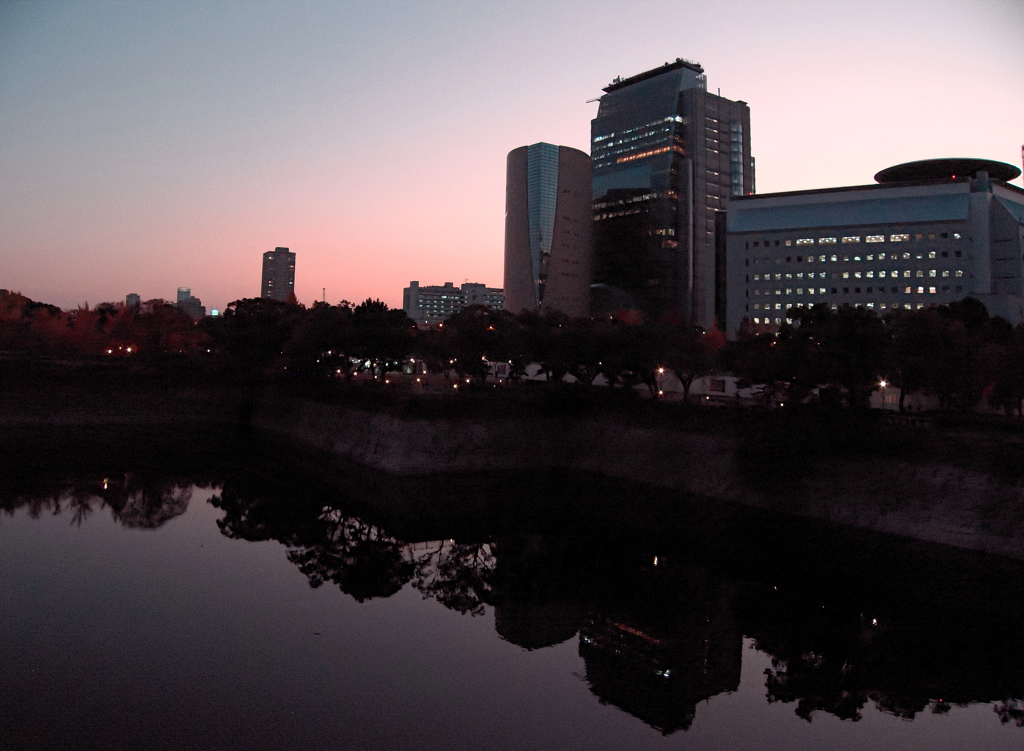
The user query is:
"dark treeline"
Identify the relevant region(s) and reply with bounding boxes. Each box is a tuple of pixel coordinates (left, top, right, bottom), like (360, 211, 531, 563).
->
(5, 289, 1024, 414)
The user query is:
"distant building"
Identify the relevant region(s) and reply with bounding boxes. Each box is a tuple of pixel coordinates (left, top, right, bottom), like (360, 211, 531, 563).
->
(261, 246, 296, 301)
(176, 287, 191, 303)
(176, 293, 206, 321)
(590, 58, 754, 327)
(725, 158, 1024, 331)
(126, 293, 141, 307)
(403, 281, 504, 325)
(504, 143, 593, 317)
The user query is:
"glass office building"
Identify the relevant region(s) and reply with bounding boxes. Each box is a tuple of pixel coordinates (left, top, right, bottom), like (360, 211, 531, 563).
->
(591, 59, 754, 327)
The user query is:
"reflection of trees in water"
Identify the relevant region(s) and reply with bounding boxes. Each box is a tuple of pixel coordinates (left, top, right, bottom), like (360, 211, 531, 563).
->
(203, 477, 1024, 733)
(287, 510, 415, 603)
(0, 474, 201, 529)
(741, 577, 1024, 726)
(409, 540, 495, 616)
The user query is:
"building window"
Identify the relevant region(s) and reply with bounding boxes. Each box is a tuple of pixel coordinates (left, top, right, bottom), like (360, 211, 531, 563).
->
(796, 238, 814, 246)
(866, 235, 885, 243)
(819, 237, 837, 245)
(842, 236, 860, 244)
(890, 233, 910, 242)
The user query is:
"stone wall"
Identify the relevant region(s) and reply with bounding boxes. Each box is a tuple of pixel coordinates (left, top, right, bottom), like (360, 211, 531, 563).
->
(252, 394, 1024, 560)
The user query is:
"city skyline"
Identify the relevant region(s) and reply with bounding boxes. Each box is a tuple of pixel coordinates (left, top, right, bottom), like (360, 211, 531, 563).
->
(1, 0, 1021, 314)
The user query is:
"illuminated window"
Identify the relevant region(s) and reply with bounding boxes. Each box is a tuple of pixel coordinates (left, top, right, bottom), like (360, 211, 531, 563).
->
(854, 271, 862, 279)
(941, 270, 949, 277)
(797, 288, 803, 294)
(928, 251, 936, 259)
(902, 252, 911, 260)
(830, 255, 838, 262)
(819, 287, 826, 294)
(853, 255, 862, 262)
(842, 272, 850, 279)
(754, 317, 760, 324)
(879, 270, 887, 278)
(929, 270, 936, 277)
(917, 286, 924, 294)
(808, 256, 815, 263)
(954, 233, 961, 240)
(878, 252, 887, 260)
(866, 235, 885, 243)
(903, 270, 911, 278)
(785, 240, 793, 246)
(916, 270, 924, 278)
(929, 287, 937, 294)
(819, 237, 837, 245)
(754, 274, 760, 281)
(904, 286, 912, 293)
(866, 271, 874, 278)
(818, 255, 826, 262)
(796, 238, 814, 246)
(842, 236, 860, 244)
(955, 270, 964, 277)
(891, 234, 910, 242)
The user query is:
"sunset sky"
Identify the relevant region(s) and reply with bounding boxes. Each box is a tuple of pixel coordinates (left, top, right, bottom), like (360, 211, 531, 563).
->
(2, 0, 1022, 313)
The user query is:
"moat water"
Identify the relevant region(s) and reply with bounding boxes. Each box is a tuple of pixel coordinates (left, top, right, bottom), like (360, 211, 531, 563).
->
(1, 428, 1022, 750)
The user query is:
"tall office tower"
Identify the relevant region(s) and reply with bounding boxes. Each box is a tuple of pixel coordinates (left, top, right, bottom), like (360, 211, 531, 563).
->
(177, 287, 191, 303)
(126, 293, 141, 307)
(591, 58, 753, 327)
(261, 246, 296, 301)
(504, 143, 593, 317)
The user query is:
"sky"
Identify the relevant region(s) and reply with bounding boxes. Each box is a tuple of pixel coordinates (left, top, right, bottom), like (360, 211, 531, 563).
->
(1, 0, 1022, 313)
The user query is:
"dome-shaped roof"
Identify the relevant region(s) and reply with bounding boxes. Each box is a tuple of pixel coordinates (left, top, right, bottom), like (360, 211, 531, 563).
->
(874, 158, 1021, 184)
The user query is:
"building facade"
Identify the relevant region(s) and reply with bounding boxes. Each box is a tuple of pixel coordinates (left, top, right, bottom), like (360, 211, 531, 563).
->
(504, 143, 593, 317)
(403, 281, 504, 325)
(725, 159, 1024, 332)
(261, 247, 296, 301)
(591, 58, 754, 327)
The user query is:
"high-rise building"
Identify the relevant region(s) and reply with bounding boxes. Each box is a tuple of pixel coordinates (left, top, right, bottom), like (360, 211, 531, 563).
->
(126, 293, 141, 307)
(176, 287, 191, 303)
(591, 58, 753, 327)
(403, 281, 504, 325)
(261, 247, 296, 301)
(504, 143, 593, 317)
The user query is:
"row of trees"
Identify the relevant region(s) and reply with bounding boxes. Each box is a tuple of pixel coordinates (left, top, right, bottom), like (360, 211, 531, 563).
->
(5, 287, 1024, 413)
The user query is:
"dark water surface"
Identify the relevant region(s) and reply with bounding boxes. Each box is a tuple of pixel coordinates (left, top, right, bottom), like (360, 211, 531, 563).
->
(1, 428, 1022, 750)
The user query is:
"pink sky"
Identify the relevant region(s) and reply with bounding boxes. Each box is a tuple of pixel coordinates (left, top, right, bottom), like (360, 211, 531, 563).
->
(2, 0, 1022, 313)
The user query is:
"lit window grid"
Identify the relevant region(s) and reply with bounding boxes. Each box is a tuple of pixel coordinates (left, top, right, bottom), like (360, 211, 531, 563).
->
(736, 225, 974, 324)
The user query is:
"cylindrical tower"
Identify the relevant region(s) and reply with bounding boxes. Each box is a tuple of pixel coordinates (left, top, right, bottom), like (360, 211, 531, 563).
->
(504, 144, 592, 317)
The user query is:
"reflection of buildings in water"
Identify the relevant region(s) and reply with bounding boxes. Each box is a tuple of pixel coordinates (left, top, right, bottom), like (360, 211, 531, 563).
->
(493, 599, 583, 651)
(578, 578, 741, 734)
(111, 483, 192, 529)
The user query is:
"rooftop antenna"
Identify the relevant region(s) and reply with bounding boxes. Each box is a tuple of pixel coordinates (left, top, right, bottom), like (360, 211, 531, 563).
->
(322, 287, 326, 303)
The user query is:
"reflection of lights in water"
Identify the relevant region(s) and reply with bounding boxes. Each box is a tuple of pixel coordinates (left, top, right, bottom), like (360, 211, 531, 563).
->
(102, 478, 108, 490)
(653, 556, 658, 566)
